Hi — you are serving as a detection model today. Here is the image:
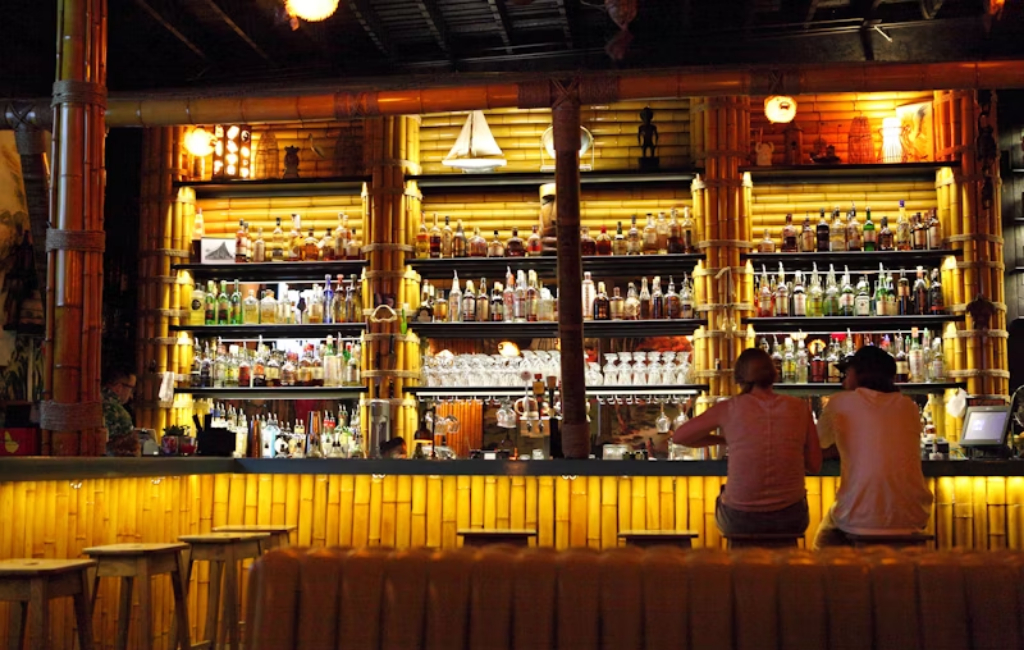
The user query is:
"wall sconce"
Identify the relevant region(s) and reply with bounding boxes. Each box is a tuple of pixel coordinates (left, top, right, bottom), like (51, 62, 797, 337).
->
(881, 117, 904, 163)
(212, 124, 253, 180)
(764, 96, 798, 124)
(540, 126, 594, 171)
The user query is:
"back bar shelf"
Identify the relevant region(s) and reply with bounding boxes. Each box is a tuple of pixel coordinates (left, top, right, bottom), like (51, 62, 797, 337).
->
(742, 250, 959, 270)
(740, 162, 951, 184)
(174, 176, 369, 199)
(743, 314, 963, 333)
(404, 385, 709, 398)
(772, 382, 965, 396)
(173, 260, 368, 282)
(175, 387, 367, 400)
(169, 324, 367, 338)
(410, 168, 701, 193)
(408, 320, 706, 340)
(407, 254, 704, 280)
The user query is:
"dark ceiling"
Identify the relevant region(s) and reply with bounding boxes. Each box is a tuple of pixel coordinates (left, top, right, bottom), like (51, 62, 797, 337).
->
(3, 0, 1024, 98)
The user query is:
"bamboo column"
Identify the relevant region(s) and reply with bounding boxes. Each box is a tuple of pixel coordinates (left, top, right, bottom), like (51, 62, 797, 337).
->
(42, 0, 109, 455)
(553, 93, 588, 459)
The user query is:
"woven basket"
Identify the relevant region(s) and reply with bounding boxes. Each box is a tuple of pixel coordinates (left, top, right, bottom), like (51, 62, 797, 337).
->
(847, 116, 875, 164)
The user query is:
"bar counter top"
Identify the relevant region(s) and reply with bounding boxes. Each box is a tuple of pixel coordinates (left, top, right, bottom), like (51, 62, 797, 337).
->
(2, 457, 1023, 481)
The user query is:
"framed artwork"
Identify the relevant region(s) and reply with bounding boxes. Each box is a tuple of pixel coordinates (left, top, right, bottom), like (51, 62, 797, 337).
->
(200, 237, 236, 264)
(896, 101, 935, 162)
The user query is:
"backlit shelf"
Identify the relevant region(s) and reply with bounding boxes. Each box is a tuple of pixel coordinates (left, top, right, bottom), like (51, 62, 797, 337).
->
(175, 386, 366, 400)
(743, 314, 963, 332)
(172, 260, 367, 282)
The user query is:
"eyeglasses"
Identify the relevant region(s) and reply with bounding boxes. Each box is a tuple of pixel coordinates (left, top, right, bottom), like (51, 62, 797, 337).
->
(117, 381, 136, 392)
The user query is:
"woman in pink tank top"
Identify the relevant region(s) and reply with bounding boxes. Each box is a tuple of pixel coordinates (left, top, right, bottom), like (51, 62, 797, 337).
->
(672, 349, 822, 536)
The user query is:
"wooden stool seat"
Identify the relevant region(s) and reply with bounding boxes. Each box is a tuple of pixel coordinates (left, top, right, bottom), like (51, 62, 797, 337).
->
(83, 543, 191, 650)
(457, 529, 536, 547)
(845, 532, 934, 549)
(179, 532, 270, 650)
(213, 525, 296, 550)
(724, 533, 801, 549)
(618, 530, 699, 549)
(0, 559, 95, 650)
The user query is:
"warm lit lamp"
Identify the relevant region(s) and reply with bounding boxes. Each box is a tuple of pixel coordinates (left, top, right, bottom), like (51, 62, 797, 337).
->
(881, 116, 904, 163)
(442, 111, 508, 173)
(185, 127, 216, 157)
(764, 96, 797, 124)
(285, 0, 339, 21)
(211, 124, 253, 180)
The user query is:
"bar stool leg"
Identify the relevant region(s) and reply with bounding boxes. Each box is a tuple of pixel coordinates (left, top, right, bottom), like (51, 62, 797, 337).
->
(222, 549, 240, 650)
(204, 560, 224, 648)
(115, 577, 134, 650)
(27, 579, 49, 650)
(168, 552, 192, 650)
(72, 570, 95, 650)
(135, 562, 153, 650)
(8, 601, 27, 650)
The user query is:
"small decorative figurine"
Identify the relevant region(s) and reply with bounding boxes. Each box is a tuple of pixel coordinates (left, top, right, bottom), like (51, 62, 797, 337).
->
(637, 106, 659, 171)
(783, 123, 804, 165)
(283, 146, 301, 179)
(755, 141, 774, 167)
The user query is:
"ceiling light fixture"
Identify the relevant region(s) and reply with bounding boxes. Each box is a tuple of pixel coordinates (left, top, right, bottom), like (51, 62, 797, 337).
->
(285, 0, 339, 22)
(442, 111, 508, 173)
(184, 127, 216, 157)
(764, 96, 798, 124)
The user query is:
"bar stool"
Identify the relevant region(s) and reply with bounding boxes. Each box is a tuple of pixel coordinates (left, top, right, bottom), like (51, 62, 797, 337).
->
(618, 530, 699, 549)
(845, 533, 934, 549)
(82, 543, 191, 650)
(212, 525, 296, 551)
(178, 532, 269, 650)
(458, 529, 536, 548)
(0, 558, 95, 650)
(724, 533, 801, 549)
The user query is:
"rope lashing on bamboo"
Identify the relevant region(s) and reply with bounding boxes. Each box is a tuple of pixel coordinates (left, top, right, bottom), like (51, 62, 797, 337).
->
(149, 337, 178, 345)
(362, 369, 420, 379)
(367, 158, 422, 174)
(956, 260, 1005, 270)
(950, 302, 1006, 313)
(366, 187, 408, 196)
(698, 239, 757, 250)
(700, 178, 746, 188)
(364, 333, 417, 342)
(946, 234, 1004, 244)
(39, 400, 103, 432)
(693, 329, 754, 338)
(368, 304, 399, 323)
(951, 329, 1009, 339)
(695, 369, 734, 378)
(362, 242, 414, 253)
(364, 270, 407, 279)
(51, 80, 107, 108)
(45, 229, 105, 253)
(156, 248, 190, 259)
(950, 369, 1011, 379)
(696, 303, 754, 313)
(691, 176, 706, 191)
(692, 266, 750, 278)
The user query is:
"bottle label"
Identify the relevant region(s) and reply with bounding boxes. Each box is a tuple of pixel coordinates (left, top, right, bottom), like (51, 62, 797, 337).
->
(854, 296, 871, 316)
(791, 294, 806, 316)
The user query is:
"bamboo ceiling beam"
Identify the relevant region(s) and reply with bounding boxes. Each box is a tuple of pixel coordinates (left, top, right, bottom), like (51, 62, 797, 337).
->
(554, 0, 575, 48)
(414, 0, 453, 55)
(486, 0, 515, 55)
(199, 0, 274, 64)
(4, 59, 1024, 129)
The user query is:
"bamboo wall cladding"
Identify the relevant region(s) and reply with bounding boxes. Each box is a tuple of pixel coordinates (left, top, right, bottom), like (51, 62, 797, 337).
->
(419, 100, 693, 175)
(193, 194, 366, 238)
(0, 472, 1021, 649)
(750, 92, 935, 165)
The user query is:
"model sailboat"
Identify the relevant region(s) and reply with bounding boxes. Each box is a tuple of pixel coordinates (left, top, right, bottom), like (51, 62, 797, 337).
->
(442, 111, 507, 173)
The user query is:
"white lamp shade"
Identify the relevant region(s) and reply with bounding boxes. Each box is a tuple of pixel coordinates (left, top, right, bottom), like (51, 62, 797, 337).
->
(285, 0, 340, 21)
(184, 127, 215, 157)
(764, 96, 798, 124)
(541, 126, 593, 158)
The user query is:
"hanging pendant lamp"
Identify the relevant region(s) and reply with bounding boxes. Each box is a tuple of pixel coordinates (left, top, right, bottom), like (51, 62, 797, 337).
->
(285, 0, 339, 22)
(442, 111, 508, 173)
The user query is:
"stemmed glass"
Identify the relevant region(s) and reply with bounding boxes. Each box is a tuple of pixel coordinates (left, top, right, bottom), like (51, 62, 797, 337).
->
(674, 351, 692, 385)
(586, 361, 603, 386)
(618, 352, 633, 386)
(647, 352, 664, 385)
(602, 353, 618, 386)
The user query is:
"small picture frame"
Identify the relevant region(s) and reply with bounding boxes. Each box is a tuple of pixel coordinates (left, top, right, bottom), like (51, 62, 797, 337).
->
(201, 237, 236, 264)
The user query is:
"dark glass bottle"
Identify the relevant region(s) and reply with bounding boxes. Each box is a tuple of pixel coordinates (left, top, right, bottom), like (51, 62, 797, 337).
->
(878, 216, 894, 251)
(506, 228, 526, 257)
(593, 282, 611, 321)
(815, 209, 830, 252)
(595, 225, 613, 256)
(929, 268, 944, 314)
(580, 226, 597, 256)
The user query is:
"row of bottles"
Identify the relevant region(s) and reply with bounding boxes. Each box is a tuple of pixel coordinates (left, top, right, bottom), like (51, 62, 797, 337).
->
(758, 203, 944, 253)
(416, 270, 558, 323)
(187, 338, 362, 388)
(584, 273, 696, 321)
(414, 209, 698, 259)
(754, 263, 945, 318)
(761, 329, 947, 385)
(210, 403, 364, 459)
(191, 211, 363, 264)
(188, 275, 363, 326)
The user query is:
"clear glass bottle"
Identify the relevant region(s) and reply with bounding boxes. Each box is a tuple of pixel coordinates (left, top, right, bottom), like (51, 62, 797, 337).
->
(774, 266, 789, 317)
(823, 265, 840, 317)
(581, 271, 596, 321)
(505, 228, 526, 257)
(655, 212, 669, 254)
(612, 221, 629, 256)
(490, 282, 504, 322)
(796, 339, 809, 383)
(526, 225, 543, 257)
(665, 276, 681, 319)
(440, 216, 454, 258)
(800, 216, 815, 253)
(448, 271, 462, 323)
(461, 280, 477, 322)
(908, 334, 925, 383)
(307, 285, 325, 324)
(781, 214, 798, 253)
(807, 265, 823, 317)
(334, 213, 351, 260)
(642, 214, 659, 255)
(580, 226, 597, 256)
(838, 269, 855, 317)
(623, 283, 640, 320)
(266, 350, 282, 387)
(680, 275, 695, 319)
(638, 277, 651, 320)
(846, 206, 862, 251)
(289, 214, 303, 262)
(830, 208, 847, 252)
(927, 209, 943, 250)
(854, 275, 872, 317)
(791, 270, 806, 317)
(488, 230, 505, 258)
(272, 217, 285, 262)
(253, 345, 267, 387)
(680, 207, 696, 254)
(303, 227, 319, 261)
(321, 228, 336, 261)
(609, 286, 625, 320)
(468, 227, 487, 258)
(595, 225, 612, 256)
(415, 214, 430, 259)
(757, 270, 774, 318)
(627, 215, 641, 255)
(238, 349, 252, 388)
(651, 277, 664, 320)
(538, 287, 556, 322)
(189, 283, 206, 327)
(913, 213, 928, 251)
(894, 336, 909, 383)
(897, 270, 911, 315)
(895, 201, 912, 251)
(242, 290, 259, 324)
(782, 338, 797, 383)
(476, 279, 490, 322)
(235, 220, 248, 264)
(282, 352, 298, 387)
(525, 271, 540, 322)
(758, 228, 776, 253)
(667, 208, 684, 254)
(253, 228, 267, 263)
(259, 290, 277, 324)
(912, 266, 929, 315)
(929, 268, 944, 314)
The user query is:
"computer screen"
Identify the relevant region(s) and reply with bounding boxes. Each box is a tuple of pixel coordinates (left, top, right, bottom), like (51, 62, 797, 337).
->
(959, 406, 1011, 447)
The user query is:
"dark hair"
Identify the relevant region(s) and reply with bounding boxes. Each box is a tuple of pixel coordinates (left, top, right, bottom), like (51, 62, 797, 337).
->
(845, 347, 899, 393)
(379, 436, 406, 456)
(102, 362, 136, 387)
(734, 348, 775, 394)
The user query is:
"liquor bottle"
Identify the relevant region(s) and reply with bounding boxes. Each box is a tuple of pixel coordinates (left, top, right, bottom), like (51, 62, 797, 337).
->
(488, 230, 505, 258)
(580, 226, 597, 256)
(334, 213, 351, 260)
(838, 269, 855, 317)
(304, 228, 319, 261)
(894, 336, 909, 383)
(638, 277, 652, 320)
(612, 222, 629, 256)
(514, 271, 528, 322)
(826, 337, 841, 383)
(642, 214, 659, 255)
(896, 270, 911, 315)
(926, 209, 943, 250)
(238, 350, 252, 388)
(320, 228, 336, 261)
(665, 276, 682, 319)
(476, 279, 490, 322)
(434, 289, 449, 322)
(466, 227, 487, 258)
(213, 342, 228, 388)
(758, 228, 776, 253)
(190, 208, 205, 264)
(883, 272, 898, 316)
(440, 216, 454, 258)
(667, 209, 684, 254)
(908, 334, 925, 383)
(800, 217, 815, 253)
(816, 209, 830, 252)
(503, 269, 515, 322)
(198, 343, 213, 388)
(823, 265, 840, 317)
(461, 280, 477, 322)
(651, 277, 664, 320)
(810, 342, 826, 383)
(846, 206, 862, 251)
(878, 216, 894, 251)
(781, 214, 798, 252)
(322, 275, 335, 325)
(791, 270, 806, 317)
(624, 282, 640, 320)
(774, 264, 789, 317)
(807, 264, 823, 317)
(271, 217, 285, 262)
(190, 283, 206, 327)
(895, 201, 912, 251)
(506, 227, 526, 257)
(525, 272, 541, 322)
(929, 336, 946, 382)
(929, 268, 945, 314)
(782, 338, 797, 383)
(538, 288, 556, 322)
(656, 212, 669, 254)
(448, 271, 462, 323)
(490, 282, 504, 322)
(429, 213, 442, 258)
(912, 266, 928, 316)
(235, 220, 248, 263)
(854, 275, 871, 317)
(757, 268, 774, 318)
(415, 215, 430, 259)
(595, 225, 613, 256)
(253, 228, 267, 263)
(581, 271, 596, 321)
(526, 225, 543, 256)
(289, 214, 303, 262)
(771, 338, 784, 381)
(217, 281, 231, 325)
(259, 290, 277, 324)
(796, 339, 809, 383)
(627, 215, 642, 255)
(307, 285, 325, 324)
(912, 213, 927, 251)
(609, 286, 625, 320)
(680, 207, 696, 254)
(830, 208, 847, 252)
(242, 290, 259, 324)
(862, 209, 876, 252)
(680, 275, 695, 319)
(452, 220, 468, 258)
(593, 282, 611, 321)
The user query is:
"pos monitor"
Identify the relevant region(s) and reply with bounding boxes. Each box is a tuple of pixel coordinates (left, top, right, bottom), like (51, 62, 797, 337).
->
(959, 406, 1012, 450)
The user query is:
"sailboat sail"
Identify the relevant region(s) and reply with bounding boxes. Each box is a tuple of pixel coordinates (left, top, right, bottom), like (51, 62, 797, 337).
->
(443, 111, 507, 170)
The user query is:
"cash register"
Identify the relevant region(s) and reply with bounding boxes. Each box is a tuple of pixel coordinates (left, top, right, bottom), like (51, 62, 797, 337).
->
(958, 405, 1013, 459)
